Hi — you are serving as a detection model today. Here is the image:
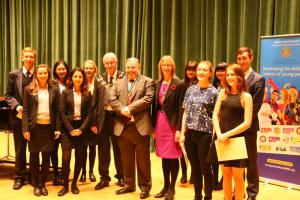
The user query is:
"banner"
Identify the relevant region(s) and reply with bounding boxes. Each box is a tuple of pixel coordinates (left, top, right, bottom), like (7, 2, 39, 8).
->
(258, 34, 300, 189)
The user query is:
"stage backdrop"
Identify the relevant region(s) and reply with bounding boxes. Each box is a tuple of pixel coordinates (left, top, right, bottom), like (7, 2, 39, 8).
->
(258, 34, 300, 189)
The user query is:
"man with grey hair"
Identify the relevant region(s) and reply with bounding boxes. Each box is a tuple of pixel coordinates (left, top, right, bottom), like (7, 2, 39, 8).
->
(94, 52, 125, 190)
(110, 57, 154, 199)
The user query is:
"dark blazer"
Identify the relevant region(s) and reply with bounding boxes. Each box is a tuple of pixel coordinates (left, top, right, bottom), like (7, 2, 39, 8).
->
(246, 70, 265, 133)
(60, 88, 92, 134)
(91, 70, 125, 133)
(152, 78, 186, 131)
(110, 75, 155, 136)
(5, 68, 25, 126)
(22, 84, 60, 133)
(92, 78, 106, 133)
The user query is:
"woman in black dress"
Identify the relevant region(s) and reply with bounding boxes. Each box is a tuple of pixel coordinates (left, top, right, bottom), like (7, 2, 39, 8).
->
(212, 64, 253, 200)
(58, 67, 92, 196)
(23, 64, 60, 196)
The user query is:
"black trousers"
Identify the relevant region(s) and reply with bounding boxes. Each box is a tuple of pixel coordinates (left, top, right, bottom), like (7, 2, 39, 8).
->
(12, 121, 28, 180)
(185, 130, 213, 200)
(97, 112, 123, 182)
(118, 124, 151, 192)
(245, 132, 259, 197)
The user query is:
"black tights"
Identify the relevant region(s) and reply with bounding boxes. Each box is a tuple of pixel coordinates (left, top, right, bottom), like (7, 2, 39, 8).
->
(162, 158, 179, 192)
(30, 152, 51, 187)
(82, 145, 96, 173)
(61, 146, 84, 187)
(50, 140, 60, 176)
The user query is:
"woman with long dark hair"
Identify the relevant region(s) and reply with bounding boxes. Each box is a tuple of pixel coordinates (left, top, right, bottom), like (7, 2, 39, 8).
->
(51, 59, 70, 186)
(58, 67, 92, 196)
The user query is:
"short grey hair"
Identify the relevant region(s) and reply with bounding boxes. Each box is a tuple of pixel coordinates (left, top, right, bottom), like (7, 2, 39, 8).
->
(103, 52, 118, 63)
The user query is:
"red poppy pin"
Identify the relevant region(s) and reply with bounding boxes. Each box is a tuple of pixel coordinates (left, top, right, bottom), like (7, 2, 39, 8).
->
(171, 85, 177, 90)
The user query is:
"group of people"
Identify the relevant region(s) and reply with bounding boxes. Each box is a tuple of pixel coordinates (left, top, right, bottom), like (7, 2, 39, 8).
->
(5, 46, 265, 200)
(258, 79, 300, 126)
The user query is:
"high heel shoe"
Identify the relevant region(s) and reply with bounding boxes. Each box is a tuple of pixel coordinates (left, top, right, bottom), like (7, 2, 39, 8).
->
(79, 172, 86, 182)
(58, 187, 68, 196)
(89, 172, 96, 182)
(154, 188, 168, 198)
(165, 190, 175, 200)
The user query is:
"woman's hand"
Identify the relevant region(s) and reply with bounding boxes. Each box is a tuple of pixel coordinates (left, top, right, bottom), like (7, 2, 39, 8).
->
(175, 131, 181, 142)
(23, 132, 30, 141)
(54, 131, 61, 139)
(179, 135, 185, 147)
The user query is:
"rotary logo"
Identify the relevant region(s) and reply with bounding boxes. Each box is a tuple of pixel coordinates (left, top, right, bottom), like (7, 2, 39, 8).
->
(260, 136, 267, 142)
(281, 47, 292, 58)
(274, 127, 281, 134)
(296, 127, 300, 135)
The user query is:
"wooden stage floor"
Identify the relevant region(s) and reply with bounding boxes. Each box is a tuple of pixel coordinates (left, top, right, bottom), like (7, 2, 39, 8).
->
(0, 132, 299, 200)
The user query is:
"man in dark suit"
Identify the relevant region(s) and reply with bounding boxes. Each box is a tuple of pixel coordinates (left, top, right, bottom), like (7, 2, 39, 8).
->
(5, 47, 36, 190)
(236, 47, 265, 200)
(94, 52, 125, 190)
(110, 57, 155, 199)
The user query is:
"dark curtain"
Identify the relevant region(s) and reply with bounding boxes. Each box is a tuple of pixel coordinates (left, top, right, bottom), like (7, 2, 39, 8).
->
(1, 0, 300, 95)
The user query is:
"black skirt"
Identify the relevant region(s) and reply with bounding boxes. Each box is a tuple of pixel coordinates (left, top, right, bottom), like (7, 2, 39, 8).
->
(29, 124, 54, 152)
(61, 120, 85, 150)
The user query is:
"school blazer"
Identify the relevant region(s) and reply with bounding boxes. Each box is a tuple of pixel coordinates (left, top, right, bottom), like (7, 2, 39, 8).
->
(22, 84, 60, 133)
(60, 88, 92, 134)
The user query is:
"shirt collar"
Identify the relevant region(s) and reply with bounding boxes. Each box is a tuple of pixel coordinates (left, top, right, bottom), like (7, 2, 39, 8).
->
(244, 67, 253, 80)
(108, 70, 117, 81)
(22, 66, 34, 76)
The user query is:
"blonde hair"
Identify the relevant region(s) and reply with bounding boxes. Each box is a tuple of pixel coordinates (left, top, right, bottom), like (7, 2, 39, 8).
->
(158, 55, 176, 81)
(21, 47, 37, 58)
(28, 64, 52, 95)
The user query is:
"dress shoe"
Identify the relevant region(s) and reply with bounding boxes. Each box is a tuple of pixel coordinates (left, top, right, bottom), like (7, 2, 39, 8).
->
(95, 180, 109, 190)
(79, 173, 86, 182)
(189, 178, 194, 184)
(180, 176, 188, 183)
(165, 190, 175, 200)
(154, 188, 168, 198)
(71, 184, 80, 194)
(140, 191, 150, 199)
(33, 187, 42, 196)
(117, 178, 125, 187)
(41, 187, 48, 196)
(13, 179, 24, 190)
(213, 183, 223, 191)
(115, 187, 135, 195)
(58, 187, 68, 196)
(89, 172, 96, 182)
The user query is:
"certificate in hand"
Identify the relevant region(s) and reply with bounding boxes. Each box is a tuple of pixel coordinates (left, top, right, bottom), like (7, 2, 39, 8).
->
(215, 137, 248, 161)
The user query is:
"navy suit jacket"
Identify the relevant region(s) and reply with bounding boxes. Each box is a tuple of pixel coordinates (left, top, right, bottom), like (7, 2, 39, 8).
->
(246, 70, 265, 134)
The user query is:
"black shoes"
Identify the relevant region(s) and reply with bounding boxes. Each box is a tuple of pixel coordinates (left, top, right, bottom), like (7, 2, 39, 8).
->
(140, 191, 150, 199)
(95, 180, 109, 190)
(180, 176, 188, 183)
(154, 188, 168, 198)
(213, 182, 223, 191)
(115, 187, 135, 195)
(13, 179, 24, 190)
(71, 184, 79, 194)
(41, 187, 48, 196)
(33, 187, 42, 196)
(165, 190, 175, 200)
(53, 173, 62, 186)
(89, 172, 96, 182)
(117, 178, 125, 187)
(58, 187, 68, 196)
(79, 173, 86, 182)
